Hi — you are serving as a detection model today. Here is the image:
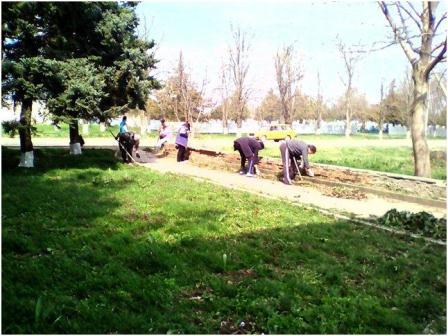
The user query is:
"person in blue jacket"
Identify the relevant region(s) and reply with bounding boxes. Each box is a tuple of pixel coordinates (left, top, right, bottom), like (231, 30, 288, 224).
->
(119, 115, 128, 134)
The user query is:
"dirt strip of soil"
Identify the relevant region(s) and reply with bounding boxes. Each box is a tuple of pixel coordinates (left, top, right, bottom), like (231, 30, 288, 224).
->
(141, 156, 446, 219)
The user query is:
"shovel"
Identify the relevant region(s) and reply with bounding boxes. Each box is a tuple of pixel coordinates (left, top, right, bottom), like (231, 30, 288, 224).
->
(292, 156, 303, 181)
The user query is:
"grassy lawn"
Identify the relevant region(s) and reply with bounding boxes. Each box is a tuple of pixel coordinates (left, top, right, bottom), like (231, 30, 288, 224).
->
(30, 124, 157, 138)
(2, 148, 446, 334)
(262, 145, 446, 180)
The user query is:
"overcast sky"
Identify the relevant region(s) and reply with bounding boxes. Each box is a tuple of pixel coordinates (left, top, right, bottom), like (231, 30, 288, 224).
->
(136, 0, 446, 106)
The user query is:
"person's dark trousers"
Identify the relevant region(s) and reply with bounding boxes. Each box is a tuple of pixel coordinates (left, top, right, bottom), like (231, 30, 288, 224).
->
(238, 149, 247, 171)
(125, 143, 134, 162)
(120, 147, 127, 162)
(177, 145, 186, 162)
(120, 142, 133, 162)
(234, 141, 247, 171)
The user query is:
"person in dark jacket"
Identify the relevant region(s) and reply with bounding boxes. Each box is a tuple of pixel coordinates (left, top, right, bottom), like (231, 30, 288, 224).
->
(280, 139, 317, 184)
(115, 117, 140, 163)
(117, 132, 136, 163)
(233, 136, 265, 177)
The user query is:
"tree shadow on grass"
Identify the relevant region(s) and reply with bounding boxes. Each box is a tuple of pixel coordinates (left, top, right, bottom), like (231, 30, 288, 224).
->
(1, 150, 446, 334)
(3, 214, 446, 334)
(1, 147, 121, 175)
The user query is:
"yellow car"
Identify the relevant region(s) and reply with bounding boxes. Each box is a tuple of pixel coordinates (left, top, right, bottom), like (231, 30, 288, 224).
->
(254, 124, 297, 141)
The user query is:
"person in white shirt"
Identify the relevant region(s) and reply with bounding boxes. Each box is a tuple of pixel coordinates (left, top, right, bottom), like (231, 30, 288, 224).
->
(156, 119, 172, 150)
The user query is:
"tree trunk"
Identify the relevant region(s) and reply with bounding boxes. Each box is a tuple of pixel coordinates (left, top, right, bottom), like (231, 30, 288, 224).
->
(284, 112, 291, 125)
(236, 112, 242, 137)
(139, 110, 145, 134)
(222, 103, 228, 134)
(19, 98, 33, 153)
(18, 98, 34, 167)
(345, 92, 352, 137)
(345, 111, 351, 137)
(379, 82, 384, 140)
(411, 70, 431, 177)
(315, 107, 322, 135)
(69, 119, 82, 155)
(379, 117, 384, 140)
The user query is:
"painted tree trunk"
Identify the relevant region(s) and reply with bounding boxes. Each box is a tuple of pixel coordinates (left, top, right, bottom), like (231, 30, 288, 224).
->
(379, 118, 384, 140)
(315, 109, 322, 135)
(411, 72, 431, 177)
(139, 111, 147, 135)
(18, 98, 34, 167)
(345, 111, 351, 137)
(69, 120, 82, 155)
(222, 104, 228, 134)
(345, 93, 352, 137)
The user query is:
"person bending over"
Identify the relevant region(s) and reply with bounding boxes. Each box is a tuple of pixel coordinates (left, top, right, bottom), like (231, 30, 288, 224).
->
(280, 139, 316, 184)
(233, 136, 265, 177)
(156, 119, 172, 150)
(175, 121, 190, 162)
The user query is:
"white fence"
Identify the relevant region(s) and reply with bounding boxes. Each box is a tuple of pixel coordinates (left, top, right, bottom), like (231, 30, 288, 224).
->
(144, 119, 446, 137)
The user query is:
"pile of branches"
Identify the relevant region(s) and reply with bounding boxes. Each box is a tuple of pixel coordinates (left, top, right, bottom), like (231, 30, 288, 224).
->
(377, 209, 446, 240)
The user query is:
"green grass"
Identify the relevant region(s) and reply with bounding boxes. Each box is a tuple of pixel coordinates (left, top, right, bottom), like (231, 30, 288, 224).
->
(312, 146, 446, 180)
(2, 148, 446, 334)
(14, 124, 157, 138)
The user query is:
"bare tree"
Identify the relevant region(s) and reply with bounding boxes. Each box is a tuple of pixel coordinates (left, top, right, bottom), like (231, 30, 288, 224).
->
(193, 70, 215, 128)
(315, 71, 323, 134)
(228, 25, 251, 131)
(433, 70, 447, 95)
(336, 37, 360, 137)
(219, 61, 231, 133)
(379, 80, 385, 140)
(379, 1, 447, 177)
(176, 51, 192, 122)
(274, 45, 303, 125)
(428, 72, 447, 126)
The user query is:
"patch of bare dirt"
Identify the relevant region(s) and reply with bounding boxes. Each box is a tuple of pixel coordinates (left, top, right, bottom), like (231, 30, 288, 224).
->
(224, 269, 256, 285)
(314, 166, 371, 184)
(318, 185, 368, 200)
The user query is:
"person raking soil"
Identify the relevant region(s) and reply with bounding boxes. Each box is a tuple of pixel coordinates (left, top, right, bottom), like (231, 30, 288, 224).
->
(233, 136, 265, 177)
(280, 139, 316, 184)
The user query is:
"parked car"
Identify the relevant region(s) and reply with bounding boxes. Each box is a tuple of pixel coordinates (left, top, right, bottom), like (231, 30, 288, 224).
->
(252, 124, 297, 141)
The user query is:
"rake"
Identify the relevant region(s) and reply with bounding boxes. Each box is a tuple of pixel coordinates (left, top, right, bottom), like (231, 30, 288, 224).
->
(108, 130, 137, 164)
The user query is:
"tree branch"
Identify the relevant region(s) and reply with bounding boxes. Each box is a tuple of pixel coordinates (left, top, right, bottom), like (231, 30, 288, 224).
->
(378, 1, 418, 64)
(434, 13, 447, 34)
(399, 2, 422, 32)
(425, 38, 447, 77)
(407, 2, 421, 20)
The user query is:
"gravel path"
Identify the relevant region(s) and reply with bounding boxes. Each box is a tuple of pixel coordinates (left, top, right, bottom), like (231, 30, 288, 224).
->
(142, 156, 446, 219)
